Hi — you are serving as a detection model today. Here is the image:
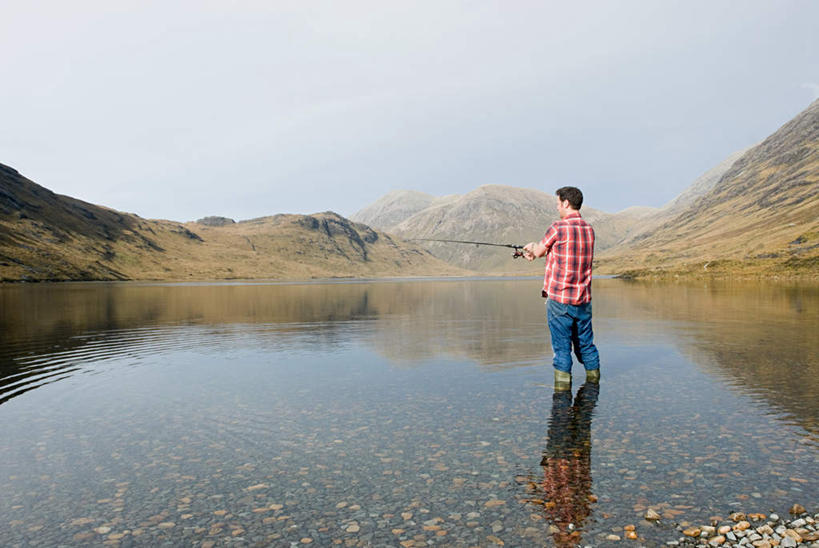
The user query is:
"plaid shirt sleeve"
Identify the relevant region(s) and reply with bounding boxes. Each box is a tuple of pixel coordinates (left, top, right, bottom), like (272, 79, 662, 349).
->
(540, 225, 558, 252)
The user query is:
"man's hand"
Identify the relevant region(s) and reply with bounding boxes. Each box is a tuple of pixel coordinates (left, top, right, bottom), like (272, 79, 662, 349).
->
(523, 241, 547, 261)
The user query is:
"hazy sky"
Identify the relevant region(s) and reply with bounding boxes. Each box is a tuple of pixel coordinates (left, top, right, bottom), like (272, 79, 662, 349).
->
(2, 1, 817, 221)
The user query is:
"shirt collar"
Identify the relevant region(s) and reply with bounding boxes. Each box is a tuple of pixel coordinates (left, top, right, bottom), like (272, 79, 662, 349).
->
(564, 211, 582, 219)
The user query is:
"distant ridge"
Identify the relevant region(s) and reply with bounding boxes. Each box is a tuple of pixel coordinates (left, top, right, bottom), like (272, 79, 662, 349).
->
(356, 184, 611, 272)
(352, 190, 457, 232)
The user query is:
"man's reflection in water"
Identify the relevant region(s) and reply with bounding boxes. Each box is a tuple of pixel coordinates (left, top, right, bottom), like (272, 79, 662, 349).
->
(540, 382, 599, 547)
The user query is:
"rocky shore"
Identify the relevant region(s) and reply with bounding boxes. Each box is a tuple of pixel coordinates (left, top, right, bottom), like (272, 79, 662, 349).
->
(661, 505, 818, 548)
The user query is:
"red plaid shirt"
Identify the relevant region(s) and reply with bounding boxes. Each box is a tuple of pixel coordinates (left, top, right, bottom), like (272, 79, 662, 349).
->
(540, 212, 595, 305)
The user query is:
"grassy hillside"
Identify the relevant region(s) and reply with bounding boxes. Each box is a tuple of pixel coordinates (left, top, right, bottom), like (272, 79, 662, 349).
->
(0, 164, 466, 282)
(599, 99, 819, 278)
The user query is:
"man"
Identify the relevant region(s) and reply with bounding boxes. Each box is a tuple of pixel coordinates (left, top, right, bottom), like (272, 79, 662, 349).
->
(523, 186, 600, 390)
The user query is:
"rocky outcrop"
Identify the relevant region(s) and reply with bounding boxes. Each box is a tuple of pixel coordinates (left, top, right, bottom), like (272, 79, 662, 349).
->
(195, 216, 235, 227)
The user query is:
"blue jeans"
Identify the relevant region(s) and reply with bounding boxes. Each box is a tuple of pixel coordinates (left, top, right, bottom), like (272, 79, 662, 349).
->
(546, 299, 600, 374)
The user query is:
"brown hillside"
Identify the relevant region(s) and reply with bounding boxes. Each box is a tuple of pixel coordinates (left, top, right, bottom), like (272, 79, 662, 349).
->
(599, 99, 819, 276)
(0, 164, 465, 282)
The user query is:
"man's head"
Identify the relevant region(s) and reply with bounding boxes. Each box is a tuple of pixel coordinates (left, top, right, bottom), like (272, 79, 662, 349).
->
(555, 186, 583, 219)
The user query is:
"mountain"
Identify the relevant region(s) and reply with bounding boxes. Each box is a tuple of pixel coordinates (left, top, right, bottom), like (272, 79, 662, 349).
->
(599, 99, 819, 276)
(350, 158, 752, 274)
(352, 184, 613, 273)
(351, 190, 458, 232)
(0, 164, 465, 282)
(605, 146, 751, 248)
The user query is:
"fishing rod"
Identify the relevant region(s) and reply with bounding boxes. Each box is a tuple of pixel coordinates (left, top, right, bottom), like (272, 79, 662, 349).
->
(408, 238, 527, 258)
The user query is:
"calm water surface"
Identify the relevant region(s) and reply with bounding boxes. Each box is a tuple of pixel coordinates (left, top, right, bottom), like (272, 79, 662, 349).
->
(0, 278, 817, 547)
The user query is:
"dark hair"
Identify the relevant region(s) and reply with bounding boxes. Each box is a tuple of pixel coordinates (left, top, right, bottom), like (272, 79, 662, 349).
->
(556, 186, 583, 210)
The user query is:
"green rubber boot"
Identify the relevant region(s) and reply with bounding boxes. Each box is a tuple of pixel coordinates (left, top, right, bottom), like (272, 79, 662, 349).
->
(554, 370, 572, 391)
(585, 369, 600, 383)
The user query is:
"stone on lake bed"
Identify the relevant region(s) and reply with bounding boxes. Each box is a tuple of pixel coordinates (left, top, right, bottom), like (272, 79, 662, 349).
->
(730, 512, 746, 522)
(94, 526, 111, 534)
(733, 521, 751, 531)
(626, 531, 638, 539)
(789, 504, 806, 514)
(718, 525, 731, 534)
(683, 527, 701, 537)
(484, 499, 506, 508)
(708, 535, 725, 546)
(624, 524, 635, 531)
(346, 524, 360, 533)
(401, 512, 413, 520)
(783, 529, 803, 542)
(645, 509, 661, 521)
(606, 534, 621, 541)
(157, 522, 175, 529)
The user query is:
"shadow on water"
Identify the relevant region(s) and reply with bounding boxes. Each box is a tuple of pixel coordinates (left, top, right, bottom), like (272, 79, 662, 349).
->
(520, 383, 599, 547)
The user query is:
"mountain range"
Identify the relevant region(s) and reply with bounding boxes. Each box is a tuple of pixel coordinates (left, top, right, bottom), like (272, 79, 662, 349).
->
(353, 99, 819, 276)
(1, 98, 817, 282)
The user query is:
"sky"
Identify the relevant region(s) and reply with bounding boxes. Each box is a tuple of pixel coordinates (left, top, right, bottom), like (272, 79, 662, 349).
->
(1, 1, 817, 221)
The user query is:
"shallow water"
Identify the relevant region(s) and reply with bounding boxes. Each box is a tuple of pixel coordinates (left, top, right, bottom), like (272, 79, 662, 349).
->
(0, 277, 816, 547)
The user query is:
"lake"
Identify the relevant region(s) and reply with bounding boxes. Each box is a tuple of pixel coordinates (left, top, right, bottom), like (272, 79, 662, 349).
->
(0, 277, 817, 547)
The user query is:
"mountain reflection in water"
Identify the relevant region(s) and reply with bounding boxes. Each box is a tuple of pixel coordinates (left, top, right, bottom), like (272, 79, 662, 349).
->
(0, 278, 817, 546)
(1, 278, 816, 437)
